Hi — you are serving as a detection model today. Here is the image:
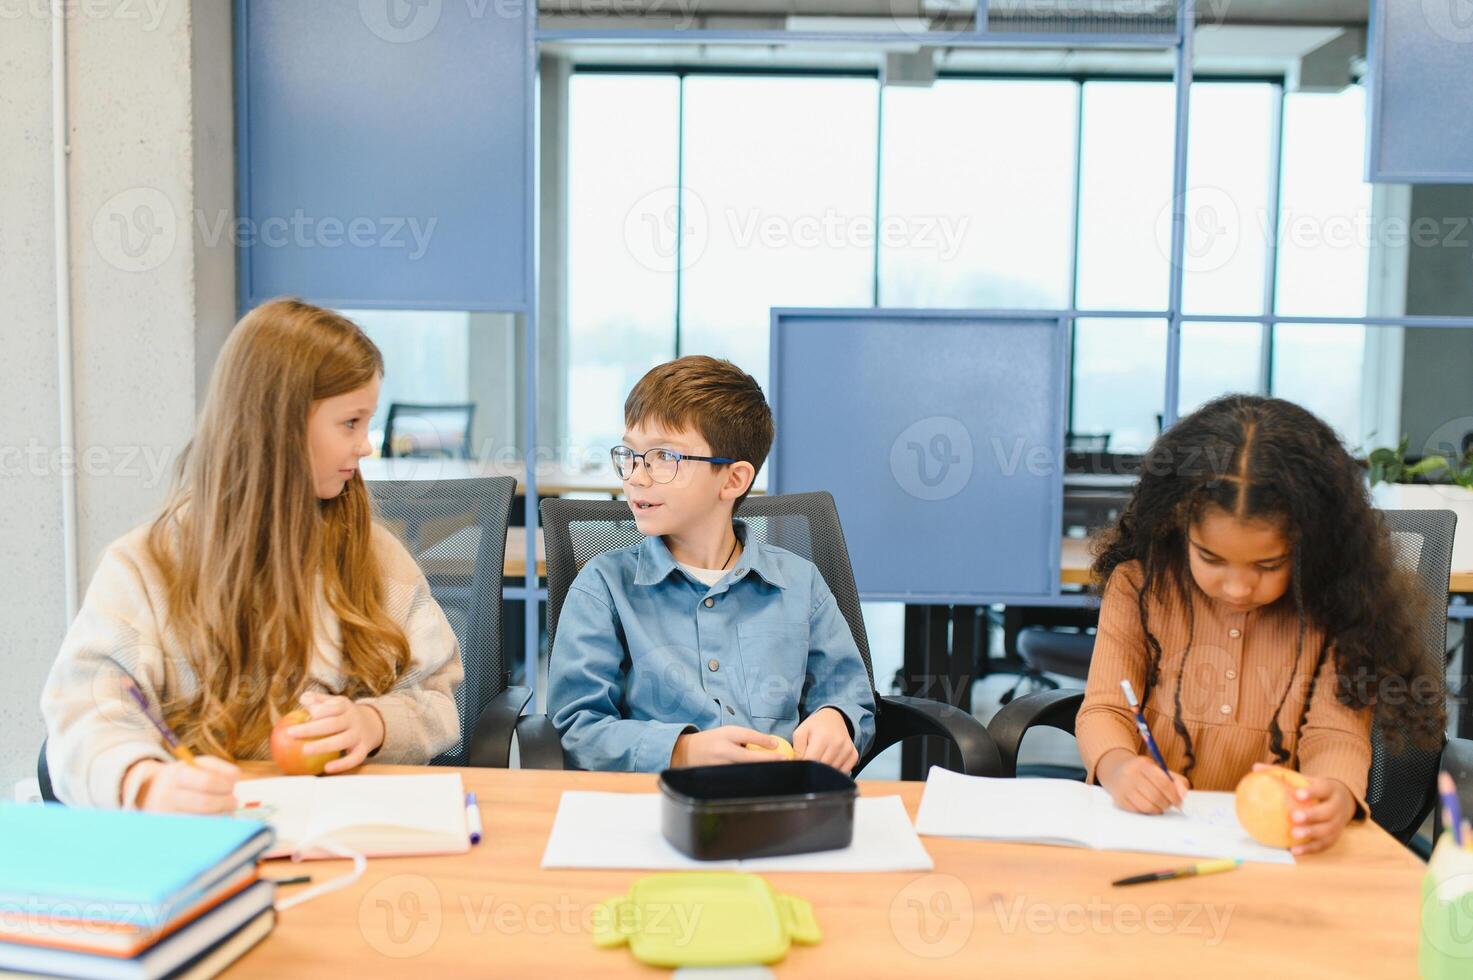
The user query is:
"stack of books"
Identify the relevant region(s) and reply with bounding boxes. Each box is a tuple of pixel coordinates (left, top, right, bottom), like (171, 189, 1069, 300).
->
(0, 802, 276, 979)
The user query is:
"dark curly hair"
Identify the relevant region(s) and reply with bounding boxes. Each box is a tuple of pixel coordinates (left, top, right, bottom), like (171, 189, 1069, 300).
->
(1093, 394, 1444, 780)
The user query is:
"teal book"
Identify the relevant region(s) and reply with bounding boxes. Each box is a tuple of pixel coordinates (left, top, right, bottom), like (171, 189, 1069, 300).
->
(0, 803, 273, 928)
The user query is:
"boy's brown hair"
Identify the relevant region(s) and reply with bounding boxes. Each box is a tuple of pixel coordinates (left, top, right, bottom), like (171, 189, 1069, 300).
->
(624, 355, 774, 509)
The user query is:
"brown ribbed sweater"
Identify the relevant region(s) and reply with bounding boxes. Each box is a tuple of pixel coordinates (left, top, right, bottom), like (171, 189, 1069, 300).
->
(1077, 560, 1372, 812)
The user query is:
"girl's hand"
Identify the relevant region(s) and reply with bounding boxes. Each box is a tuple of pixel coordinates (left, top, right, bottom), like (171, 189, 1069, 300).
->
(1254, 763, 1356, 856)
(133, 756, 241, 814)
(1097, 748, 1189, 814)
(793, 707, 859, 772)
(287, 691, 386, 774)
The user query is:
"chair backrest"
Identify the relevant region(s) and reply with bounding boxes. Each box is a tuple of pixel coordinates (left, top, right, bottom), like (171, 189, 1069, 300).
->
(541, 492, 878, 694)
(382, 402, 476, 459)
(1368, 509, 1456, 841)
(367, 476, 516, 766)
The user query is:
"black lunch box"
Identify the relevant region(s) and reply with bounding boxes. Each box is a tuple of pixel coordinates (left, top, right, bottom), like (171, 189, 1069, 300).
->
(657, 761, 858, 861)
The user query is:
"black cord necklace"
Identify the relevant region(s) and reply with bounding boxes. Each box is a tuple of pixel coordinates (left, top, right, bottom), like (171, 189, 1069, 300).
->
(720, 533, 740, 570)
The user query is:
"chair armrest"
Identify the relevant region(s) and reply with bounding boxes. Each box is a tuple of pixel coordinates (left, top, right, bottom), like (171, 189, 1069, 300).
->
(1436, 737, 1473, 839)
(514, 714, 566, 770)
(861, 695, 1004, 778)
(986, 689, 1086, 778)
(38, 739, 59, 804)
(465, 686, 533, 769)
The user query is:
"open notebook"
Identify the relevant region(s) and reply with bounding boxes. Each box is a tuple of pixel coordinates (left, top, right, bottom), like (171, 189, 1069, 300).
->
(914, 766, 1294, 865)
(234, 774, 470, 860)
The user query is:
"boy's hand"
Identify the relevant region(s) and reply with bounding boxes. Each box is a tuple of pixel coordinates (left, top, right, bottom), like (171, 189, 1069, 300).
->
(793, 707, 858, 773)
(1256, 763, 1356, 856)
(670, 726, 784, 768)
(287, 691, 386, 774)
(131, 756, 240, 814)
(1096, 748, 1189, 814)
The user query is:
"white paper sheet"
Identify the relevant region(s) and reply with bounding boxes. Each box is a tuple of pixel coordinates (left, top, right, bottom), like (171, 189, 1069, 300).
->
(539, 792, 933, 872)
(914, 766, 1294, 865)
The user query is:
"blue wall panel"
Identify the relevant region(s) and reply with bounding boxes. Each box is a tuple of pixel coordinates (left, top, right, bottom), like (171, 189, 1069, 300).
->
(239, 0, 530, 309)
(769, 309, 1067, 604)
(1367, 0, 1473, 183)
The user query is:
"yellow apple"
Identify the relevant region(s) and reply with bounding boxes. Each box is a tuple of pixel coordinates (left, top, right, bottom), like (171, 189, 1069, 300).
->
(1235, 765, 1312, 848)
(743, 735, 797, 760)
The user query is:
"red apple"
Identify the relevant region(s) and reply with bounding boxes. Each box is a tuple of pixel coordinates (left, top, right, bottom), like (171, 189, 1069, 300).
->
(270, 708, 342, 776)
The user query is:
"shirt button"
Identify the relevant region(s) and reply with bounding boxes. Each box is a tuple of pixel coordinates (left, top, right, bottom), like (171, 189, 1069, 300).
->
(703, 597, 715, 608)
(1220, 704, 1232, 715)
(1229, 628, 1241, 638)
(1226, 669, 1237, 680)
(708, 659, 719, 672)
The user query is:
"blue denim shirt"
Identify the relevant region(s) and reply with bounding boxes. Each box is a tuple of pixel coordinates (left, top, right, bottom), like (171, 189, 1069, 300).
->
(547, 523, 877, 772)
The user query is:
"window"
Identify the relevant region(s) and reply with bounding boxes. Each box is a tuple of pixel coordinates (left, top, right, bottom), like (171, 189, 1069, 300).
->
(567, 72, 1380, 454)
(342, 309, 471, 455)
(879, 79, 1076, 308)
(678, 75, 879, 392)
(567, 74, 681, 457)
(1271, 85, 1371, 446)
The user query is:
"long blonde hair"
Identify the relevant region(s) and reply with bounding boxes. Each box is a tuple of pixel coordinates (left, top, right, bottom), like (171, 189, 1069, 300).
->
(147, 298, 412, 759)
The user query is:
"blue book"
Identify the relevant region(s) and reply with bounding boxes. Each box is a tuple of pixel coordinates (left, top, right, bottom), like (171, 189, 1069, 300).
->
(0, 880, 276, 980)
(0, 803, 273, 929)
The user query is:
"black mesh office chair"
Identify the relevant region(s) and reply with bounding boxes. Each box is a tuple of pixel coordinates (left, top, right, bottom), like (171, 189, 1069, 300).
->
(540, 492, 1002, 776)
(382, 402, 476, 459)
(369, 477, 561, 768)
(988, 509, 1456, 850)
(36, 476, 554, 803)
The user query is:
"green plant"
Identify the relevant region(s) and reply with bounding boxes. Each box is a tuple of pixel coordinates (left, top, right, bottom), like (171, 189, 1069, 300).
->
(1365, 437, 1456, 487)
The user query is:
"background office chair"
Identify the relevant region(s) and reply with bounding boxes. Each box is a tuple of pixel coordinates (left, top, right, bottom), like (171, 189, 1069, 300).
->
(368, 476, 561, 767)
(987, 509, 1456, 851)
(540, 491, 1003, 776)
(381, 402, 476, 459)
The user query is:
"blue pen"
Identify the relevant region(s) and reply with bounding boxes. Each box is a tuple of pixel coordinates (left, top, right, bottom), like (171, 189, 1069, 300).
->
(1120, 679, 1181, 811)
(1440, 772, 1463, 846)
(466, 791, 484, 845)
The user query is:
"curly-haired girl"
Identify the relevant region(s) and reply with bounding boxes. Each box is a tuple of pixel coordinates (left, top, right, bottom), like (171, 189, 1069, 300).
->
(1078, 394, 1444, 855)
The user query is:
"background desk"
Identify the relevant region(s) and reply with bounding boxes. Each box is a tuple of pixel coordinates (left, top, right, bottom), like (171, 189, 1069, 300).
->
(233, 762, 1423, 978)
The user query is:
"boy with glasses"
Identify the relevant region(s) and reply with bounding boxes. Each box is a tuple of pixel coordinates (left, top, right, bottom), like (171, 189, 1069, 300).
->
(547, 356, 875, 773)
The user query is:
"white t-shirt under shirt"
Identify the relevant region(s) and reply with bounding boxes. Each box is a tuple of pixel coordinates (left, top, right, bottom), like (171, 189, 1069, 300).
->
(677, 562, 728, 587)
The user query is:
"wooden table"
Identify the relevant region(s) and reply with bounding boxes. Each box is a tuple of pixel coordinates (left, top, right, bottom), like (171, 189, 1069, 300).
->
(231, 763, 1424, 978)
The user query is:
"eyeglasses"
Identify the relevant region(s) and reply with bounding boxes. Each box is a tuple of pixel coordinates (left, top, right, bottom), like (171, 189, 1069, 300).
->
(610, 445, 735, 484)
